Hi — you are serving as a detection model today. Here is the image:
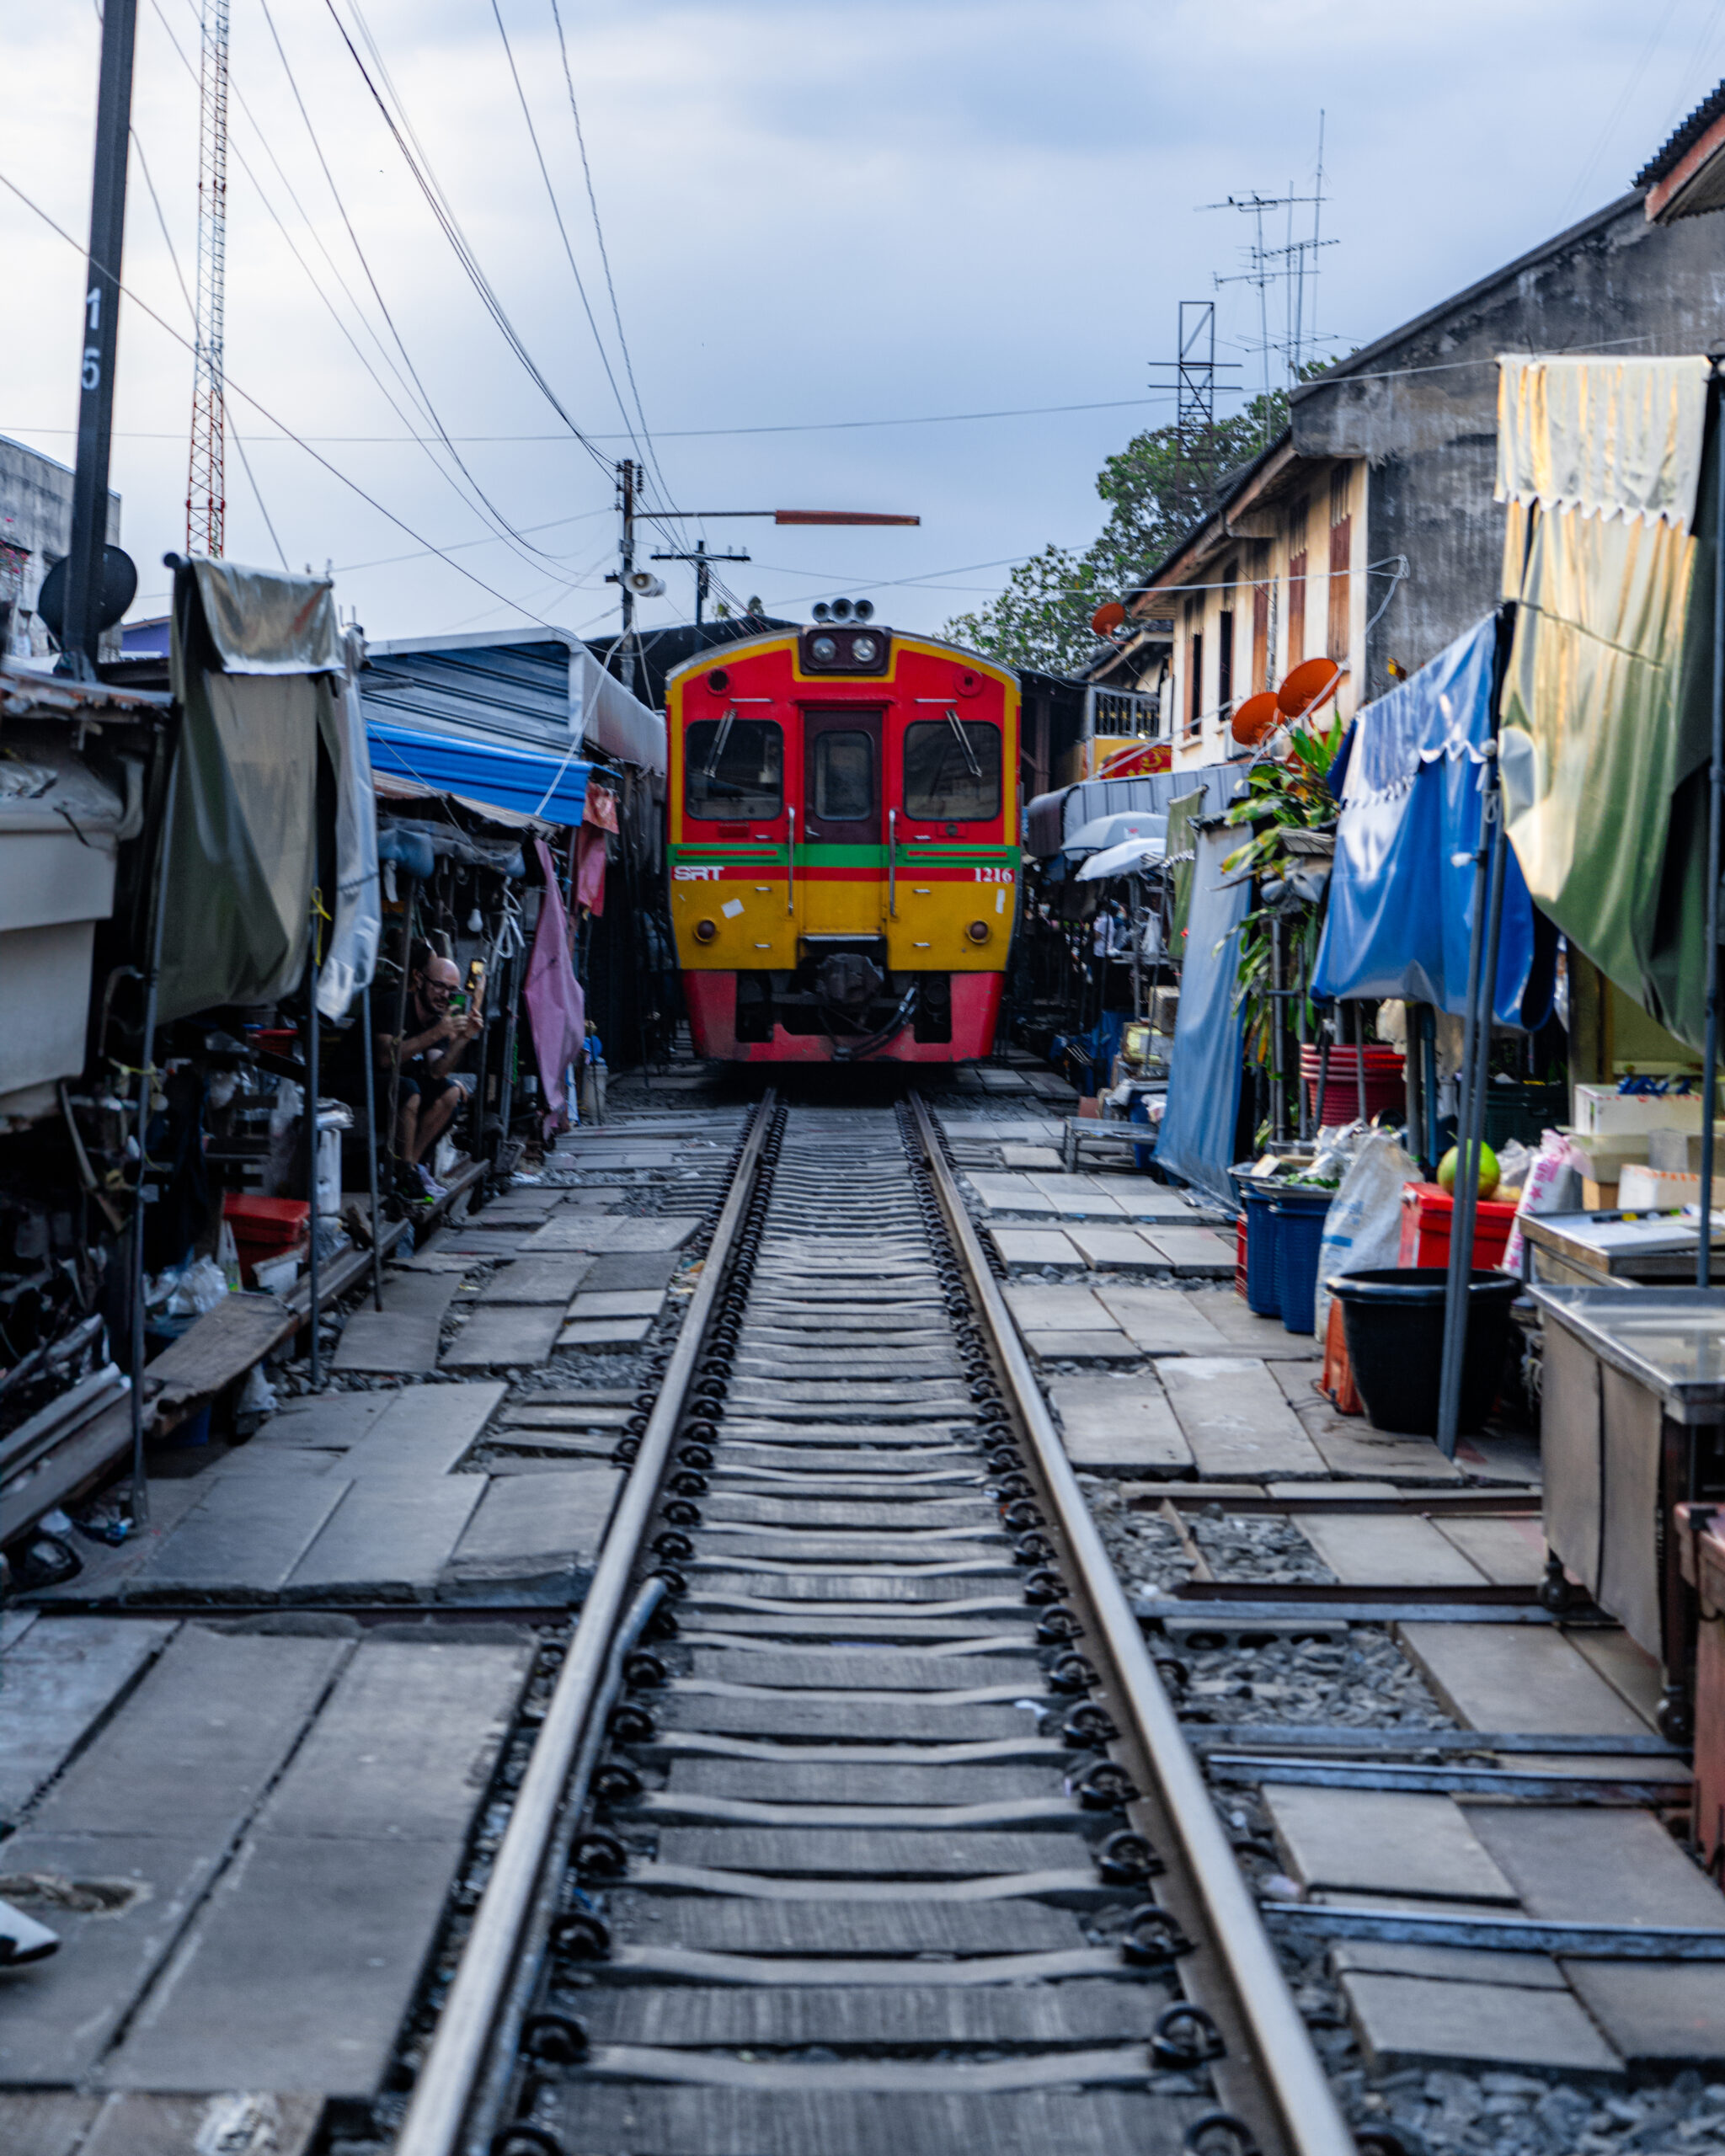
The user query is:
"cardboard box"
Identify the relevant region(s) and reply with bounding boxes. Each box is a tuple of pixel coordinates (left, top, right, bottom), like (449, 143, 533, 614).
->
(1648, 1126, 1725, 1173)
(1573, 1084, 1722, 1139)
(1618, 1162, 1725, 1212)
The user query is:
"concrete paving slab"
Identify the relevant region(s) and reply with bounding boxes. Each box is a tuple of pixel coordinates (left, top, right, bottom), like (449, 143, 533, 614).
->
(1264, 1785, 1519, 1903)
(1021, 1182, 1129, 1219)
(1467, 1806, 1725, 2067)
(1397, 1624, 1653, 1737)
(1338, 1970, 1622, 2077)
(1084, 1178, 1204, 1218)
(0, 1835, 220, 2082)
(1179, 1290, 1327, 1358)
(79, 2094, 322, 2156)
(29, 1625, 351, 1837)
(558, 1315, 655, 1348)
(101, 1835, 466, 2099)
(967, 1177, 1062, 1217)
(335, 1381, 505, 1477)
(0, 1618, 175, 1822)
(1049, 1378, 1190, 1473)
(1296, 1514, 1488, 1588)
(331, 1305, 448, 1375)
(987, 1229, 1082, 1268)
(1329, 1936, 1567, 1988)
(587, 1251, 682, 1292)
(442, 1465, 622, 1598)
(1156, 1358, 1327, 1478)
(1000, 1145, 1063, 1170)
(568, 1289, 665, 1320)
(1065, 1228, 1169, 1273)
(1003, 1284, 1114, 1330)
(1092, 1288, 1231, 1354)
(1136, 1226, 1235, 1278)
(1291, 1396, 1464, 1481)
(1452, 1429, 1542, 1483)
(474, 1254, 595, 1304)
(285, 1476, 484, 1596)
(0, 2095, 100, 2156)
(1431, 1513, 1550, 1586)
(119, 1474, 353, 1598)
(248, 1393, 391, 1449)
(1023, 1331, 1141, 1363)
(257, 1634, 533, 1839)
(529, 1214, 701, 1253)
(441, 1304, 566, 1369)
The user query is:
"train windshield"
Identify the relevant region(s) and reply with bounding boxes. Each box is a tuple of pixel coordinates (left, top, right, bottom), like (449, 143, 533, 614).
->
(685, 718, 783, 819)
(811, 730, 875, 821)
(903, 718, 1000, 820)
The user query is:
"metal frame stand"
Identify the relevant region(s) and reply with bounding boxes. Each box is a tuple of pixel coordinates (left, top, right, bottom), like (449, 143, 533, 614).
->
(1699, 375, 1725, 1290)
(361, 979, 384, 1311)
(307, 932, 322, 1389)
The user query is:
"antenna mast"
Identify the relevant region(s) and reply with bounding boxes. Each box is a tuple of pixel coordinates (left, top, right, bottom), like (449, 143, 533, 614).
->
(186, 0, 229, 558)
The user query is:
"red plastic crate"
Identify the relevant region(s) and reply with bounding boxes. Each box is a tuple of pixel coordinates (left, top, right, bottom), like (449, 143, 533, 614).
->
(1299, 1045, 1405, 1127)
(1397, 1181, 1519, 1271)
(1233, 1213, 1249, 1301)
(223, 1193, 309, 1286)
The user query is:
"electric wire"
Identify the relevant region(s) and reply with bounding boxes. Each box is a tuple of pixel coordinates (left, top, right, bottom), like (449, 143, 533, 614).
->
(0, 165, 579, 631)
(145, 0, 589, 584)
(547, 0, 669, 502)
(129, 120, 291, 570)
(321, 0, 616, 483)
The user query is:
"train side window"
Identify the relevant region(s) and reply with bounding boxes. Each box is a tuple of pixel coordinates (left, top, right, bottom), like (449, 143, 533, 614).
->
(811, 730, 875, 821)
(685, 718, 782, 819)
(904, 718, 1000, 819)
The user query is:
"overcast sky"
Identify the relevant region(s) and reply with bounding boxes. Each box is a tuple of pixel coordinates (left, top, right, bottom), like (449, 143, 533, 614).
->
(4, 0, 1723, 650)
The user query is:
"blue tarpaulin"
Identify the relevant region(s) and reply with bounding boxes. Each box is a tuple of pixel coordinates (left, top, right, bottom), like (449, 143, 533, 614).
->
(1156, 822, 1252, 1209)
(366, 718, 591, 825)
(1311, 616, 1548, 1027)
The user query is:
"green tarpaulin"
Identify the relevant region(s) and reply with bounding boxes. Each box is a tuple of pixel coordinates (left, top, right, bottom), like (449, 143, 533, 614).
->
(157, 563, 339, 1025)
(1498, 356, 1717, 1052)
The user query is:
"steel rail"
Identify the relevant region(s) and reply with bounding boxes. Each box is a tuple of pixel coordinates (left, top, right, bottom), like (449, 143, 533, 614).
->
(393, 1090, 777, 2156)
(910, 1094, 1355, 2156)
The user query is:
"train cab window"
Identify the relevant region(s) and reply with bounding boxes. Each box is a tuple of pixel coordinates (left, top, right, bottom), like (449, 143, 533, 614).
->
(685, 718, 782, 819)
(903, 718, 1001, 820)
(811, 730, 875, 821)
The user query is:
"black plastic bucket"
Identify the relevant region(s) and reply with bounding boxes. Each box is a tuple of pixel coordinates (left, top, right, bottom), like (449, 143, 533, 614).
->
(1328, 1267, 1520, 1437)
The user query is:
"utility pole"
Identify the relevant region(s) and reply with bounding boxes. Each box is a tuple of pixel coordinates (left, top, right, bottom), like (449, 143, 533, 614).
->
(617, 458, 635, 691)
(58, 0, 139, 678)
(650, 537, 751, 627)
(186, 0, 230, 558)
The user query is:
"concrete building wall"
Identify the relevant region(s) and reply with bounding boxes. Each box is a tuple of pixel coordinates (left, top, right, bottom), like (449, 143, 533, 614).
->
(0, 435, 121, 660)
(1293, 190, 1725, 699)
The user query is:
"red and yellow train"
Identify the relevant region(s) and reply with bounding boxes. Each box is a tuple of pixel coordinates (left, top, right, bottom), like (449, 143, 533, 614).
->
(665, 619, 1019, 1062)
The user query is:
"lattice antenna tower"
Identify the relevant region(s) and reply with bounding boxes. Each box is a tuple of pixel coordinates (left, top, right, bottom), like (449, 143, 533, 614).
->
(186, 0, 229, 558)
(1174, 301, 1218, 515)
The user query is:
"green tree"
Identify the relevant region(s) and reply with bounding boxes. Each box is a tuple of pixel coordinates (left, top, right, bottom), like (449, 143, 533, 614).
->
(944, 387, 1296, 675)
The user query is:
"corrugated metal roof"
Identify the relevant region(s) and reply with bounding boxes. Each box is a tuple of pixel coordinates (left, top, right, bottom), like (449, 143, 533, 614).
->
(1637, 80, 1725, 187)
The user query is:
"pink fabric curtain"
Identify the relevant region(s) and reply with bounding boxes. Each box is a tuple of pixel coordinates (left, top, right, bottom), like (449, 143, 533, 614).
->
(574, 823, 608, 916)
(524, 838, 585, 1120)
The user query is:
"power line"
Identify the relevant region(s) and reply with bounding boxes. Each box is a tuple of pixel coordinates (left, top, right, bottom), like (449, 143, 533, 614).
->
(0, 163, 582, 630)
(322, 0, 615, 483)
(547, 0, 668, 504)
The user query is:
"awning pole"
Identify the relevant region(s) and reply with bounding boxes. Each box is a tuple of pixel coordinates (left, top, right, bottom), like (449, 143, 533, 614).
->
(1699, 375, 1724, 1291)
(1437, 755, 1508, 1457)
(307, 928, 322, 1390)
(127, 744, 179, 1528)
(362, 978, 384, 1312)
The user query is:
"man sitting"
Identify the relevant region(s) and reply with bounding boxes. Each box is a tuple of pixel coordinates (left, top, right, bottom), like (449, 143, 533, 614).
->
(378, 943, 480, 1200)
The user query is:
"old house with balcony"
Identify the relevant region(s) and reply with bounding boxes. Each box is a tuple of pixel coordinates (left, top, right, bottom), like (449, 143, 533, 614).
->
(1092, 93, 1725, 767)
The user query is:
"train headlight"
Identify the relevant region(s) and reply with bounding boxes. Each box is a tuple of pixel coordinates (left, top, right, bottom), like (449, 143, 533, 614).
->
(694, 918, 718, 944)
(851, 634, 879, 664)
(810, 634, 838, 663)
(966, 921, 991, 944)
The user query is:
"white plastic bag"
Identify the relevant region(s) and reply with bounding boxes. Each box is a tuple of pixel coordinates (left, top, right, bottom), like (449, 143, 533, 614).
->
(1503, 1128, 1586, 1275)
(163, 1256, 229, 1318)
(1311, 1128, 1419, 1347)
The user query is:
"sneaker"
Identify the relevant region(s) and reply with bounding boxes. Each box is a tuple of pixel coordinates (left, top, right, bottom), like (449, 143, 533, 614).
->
(414, 1163, 447, 1201)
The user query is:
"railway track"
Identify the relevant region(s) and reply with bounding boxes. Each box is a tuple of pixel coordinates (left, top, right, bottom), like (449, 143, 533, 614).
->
(393, 1094, 1357, 2156)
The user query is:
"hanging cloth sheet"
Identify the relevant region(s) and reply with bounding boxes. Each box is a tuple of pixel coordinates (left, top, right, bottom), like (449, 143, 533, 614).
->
(316, 627, 382, 1022)
(1311, 614, 1549, 1027)
(523, 839, 585, 1123)
(1156, 822, 1252, 1210)
(158, 562, 340, 1025)
(1497, 354, 1717, 1049)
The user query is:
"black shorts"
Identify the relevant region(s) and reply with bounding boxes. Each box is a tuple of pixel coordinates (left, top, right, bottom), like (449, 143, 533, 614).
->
(398, 1066, 457, 1106)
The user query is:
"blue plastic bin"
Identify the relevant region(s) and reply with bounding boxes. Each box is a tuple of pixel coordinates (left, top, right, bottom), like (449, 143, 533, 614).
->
(1271, 1189, 1333, 1335)
(1239, 1185, 1282, 1317)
